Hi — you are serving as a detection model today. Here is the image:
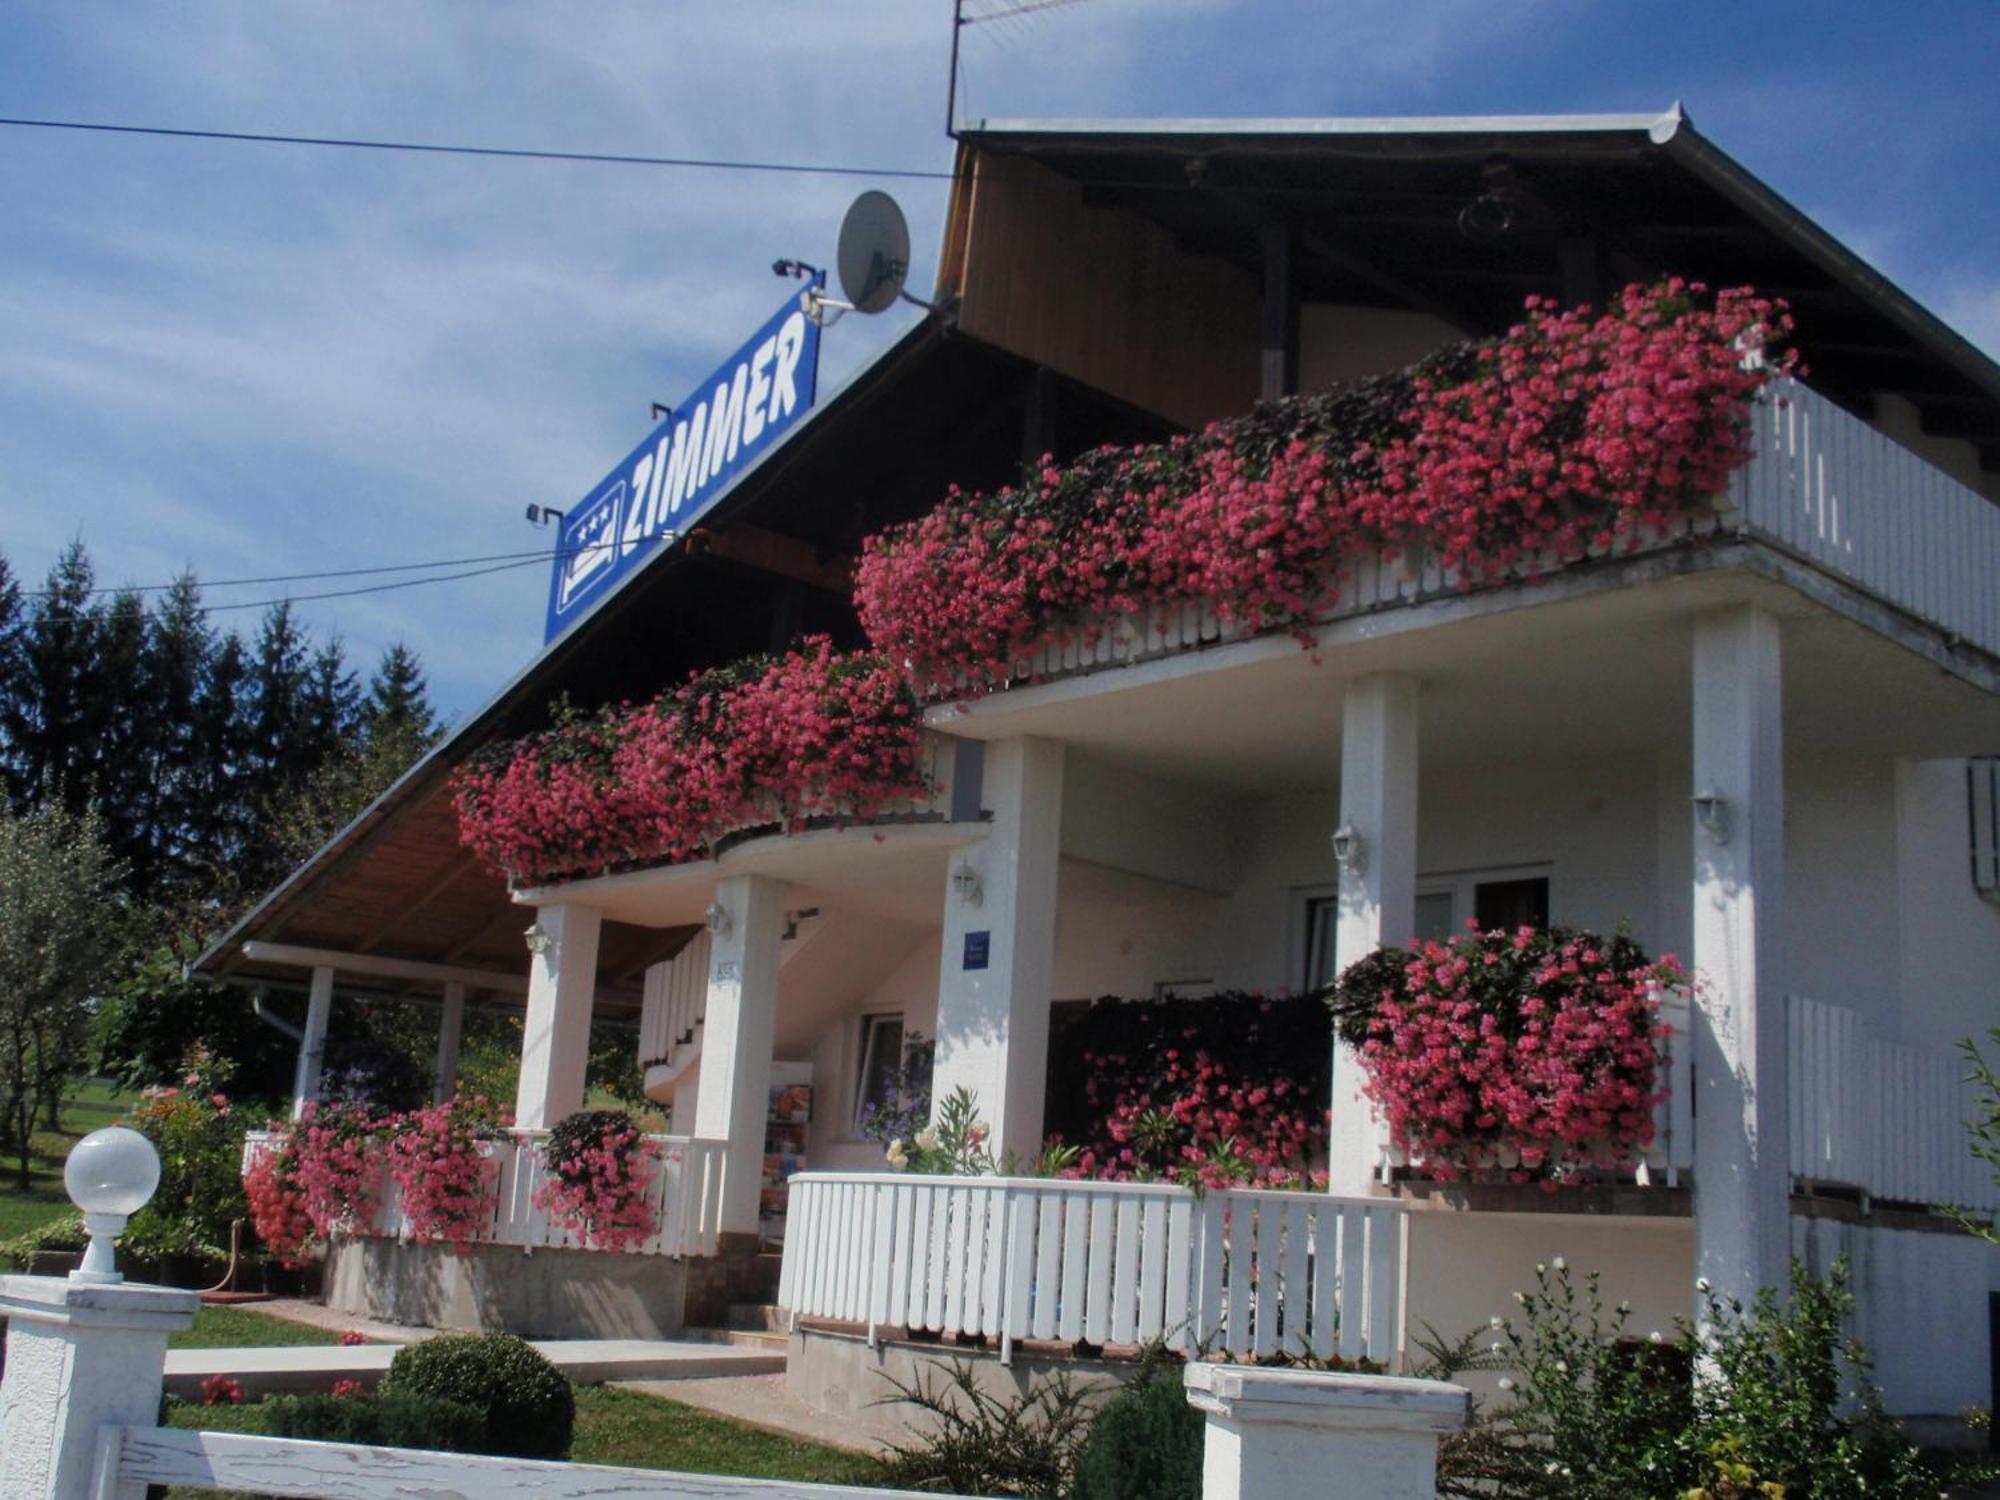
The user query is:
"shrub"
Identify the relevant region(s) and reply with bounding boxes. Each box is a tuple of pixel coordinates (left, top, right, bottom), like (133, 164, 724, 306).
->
(876, 1358, 1096, 1497)
(262, 1390, 489, 1453)
(381, 1332, 575, 1460)
(1439, 1258, 1993, 1499)
(1071, 1361, 1203, 1500)
(120, 1048, 250, 1261)
(0, 1211, 87, 1270)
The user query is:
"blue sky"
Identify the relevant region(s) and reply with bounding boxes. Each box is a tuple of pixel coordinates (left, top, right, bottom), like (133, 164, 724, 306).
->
(2, 1, 1996, 720)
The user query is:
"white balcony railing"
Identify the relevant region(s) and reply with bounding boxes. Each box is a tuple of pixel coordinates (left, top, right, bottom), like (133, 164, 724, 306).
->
(241, 1128, 729, 1258)
(777, 1173, 1406, 1368)
(1787, 996, 1996, 1214)
(934, 379, 1999, 697)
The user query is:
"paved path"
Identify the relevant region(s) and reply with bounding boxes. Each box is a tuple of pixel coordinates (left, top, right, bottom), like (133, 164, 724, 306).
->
(166, 1338, 783, 1399)
(619, 1372, 893, 1457)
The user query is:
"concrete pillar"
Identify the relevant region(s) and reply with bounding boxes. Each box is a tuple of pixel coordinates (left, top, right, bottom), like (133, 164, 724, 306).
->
(514, 905, 602, 1131)
(434, 981, 465, 1105)
(0, 1276, 200, 1500)
(1690, 606, 1789, 1310)
(288, 965, 335, 1121)
(1328, 674, 1419, 1194)
(1185, 1363, 1468, 1500)
(931, 736, 1064, 1163)
(692, 875, 786, 1237)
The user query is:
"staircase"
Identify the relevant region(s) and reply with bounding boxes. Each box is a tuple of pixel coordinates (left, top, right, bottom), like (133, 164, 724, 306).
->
(641, 914, 826, 1103)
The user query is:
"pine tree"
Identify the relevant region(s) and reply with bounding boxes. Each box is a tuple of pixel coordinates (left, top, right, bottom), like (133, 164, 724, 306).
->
(361, 642, 436, 745)
(189, 630, 253, 892)
(0, 555, 22, 801)
(1, 542, 104, 815)
(137, 575, 213, 897)
(93, 589, 152, 884)
(298, 640, 360, 771)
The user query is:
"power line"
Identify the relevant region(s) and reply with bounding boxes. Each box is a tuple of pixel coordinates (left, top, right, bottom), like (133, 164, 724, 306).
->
(0, 115, 956, 181)
(18, 544, 604, 600)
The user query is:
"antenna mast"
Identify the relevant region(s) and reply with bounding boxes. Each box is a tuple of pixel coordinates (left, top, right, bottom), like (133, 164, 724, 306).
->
(947, 0, 966, 138)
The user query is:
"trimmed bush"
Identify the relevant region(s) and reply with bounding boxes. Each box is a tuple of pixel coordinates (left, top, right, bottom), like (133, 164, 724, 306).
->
(381, 1333, 575, 1460)
(261, 1390, 488, 1453)
(1071, 1367, 1204, 1500)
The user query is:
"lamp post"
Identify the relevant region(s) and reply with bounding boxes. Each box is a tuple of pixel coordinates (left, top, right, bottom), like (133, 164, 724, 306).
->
(63, 1126, 162, 1284)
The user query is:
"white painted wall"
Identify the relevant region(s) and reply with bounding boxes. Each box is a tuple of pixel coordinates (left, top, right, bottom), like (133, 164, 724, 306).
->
(1894, 758, 2000, 1054)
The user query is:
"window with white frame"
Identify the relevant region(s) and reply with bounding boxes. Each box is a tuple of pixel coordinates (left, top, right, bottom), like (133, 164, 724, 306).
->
(1298, 864, 1552, 989)
(853, 1013, 906, 1133)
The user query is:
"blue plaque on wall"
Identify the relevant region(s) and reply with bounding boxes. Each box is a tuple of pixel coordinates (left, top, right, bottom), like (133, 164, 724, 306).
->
(963, 931, 991, 971)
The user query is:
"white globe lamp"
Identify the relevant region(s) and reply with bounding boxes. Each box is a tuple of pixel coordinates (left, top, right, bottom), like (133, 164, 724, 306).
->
(63, 1126, 161, 1284)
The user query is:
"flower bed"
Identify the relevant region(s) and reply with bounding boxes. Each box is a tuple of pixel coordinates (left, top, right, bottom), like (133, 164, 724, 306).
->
(454, 636, 927, 886)
(855, 281, 1794, 691)
(1330, 926, 1678, 1185)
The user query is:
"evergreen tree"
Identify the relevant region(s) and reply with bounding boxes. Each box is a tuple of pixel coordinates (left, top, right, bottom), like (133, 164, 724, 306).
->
(93, 589, 151, 882)
(137, 575, 213, 896)
(298, 640, 360, 772)
(0, 555, 21, 799)
(1, 542, 103, 815)
(190, 630, 253, 893)
(361, 642, 436, 744)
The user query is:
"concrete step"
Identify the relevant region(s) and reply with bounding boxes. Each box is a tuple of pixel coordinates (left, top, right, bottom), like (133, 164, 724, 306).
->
(163, 1338, 785, 1400)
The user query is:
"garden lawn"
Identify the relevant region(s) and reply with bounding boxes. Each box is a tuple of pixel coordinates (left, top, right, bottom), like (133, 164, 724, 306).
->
(161, 1384, 886, 1500)
(168, 1303, 342, 1350)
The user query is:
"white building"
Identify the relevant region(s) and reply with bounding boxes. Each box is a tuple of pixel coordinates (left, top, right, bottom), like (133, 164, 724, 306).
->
(207, 108, 2000, 1436)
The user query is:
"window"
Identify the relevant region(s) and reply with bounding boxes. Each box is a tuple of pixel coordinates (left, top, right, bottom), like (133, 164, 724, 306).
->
(1972, 756, 2000, 903)
(1298, 865, 1552, 988)
(854, 1014, 906, 1133)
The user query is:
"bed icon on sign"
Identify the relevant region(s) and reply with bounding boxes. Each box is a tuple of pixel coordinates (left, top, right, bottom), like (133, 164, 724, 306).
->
(556, 480, 624, 615)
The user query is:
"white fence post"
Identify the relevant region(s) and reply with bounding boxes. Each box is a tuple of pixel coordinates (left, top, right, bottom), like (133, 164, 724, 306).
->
(0, 1274, 198, 1500)
(1184, 1362, 1468, 1500)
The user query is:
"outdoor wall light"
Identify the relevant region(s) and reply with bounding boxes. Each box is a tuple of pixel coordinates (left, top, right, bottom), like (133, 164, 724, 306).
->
(1330, 822, 1367, 875)
(64, 1126, 161, 1284)
(522, 921, 554, 956)
(1691, 785, 1733, 846)
(704, 900, 733, 937)
(950, 860, 983, 907)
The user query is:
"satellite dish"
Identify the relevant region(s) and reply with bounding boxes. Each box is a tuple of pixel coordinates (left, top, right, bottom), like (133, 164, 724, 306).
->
(837, 191, 912, 315)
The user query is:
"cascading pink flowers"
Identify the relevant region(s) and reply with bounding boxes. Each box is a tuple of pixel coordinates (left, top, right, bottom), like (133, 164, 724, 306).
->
(454, 637, 927, 885)
(533, 1113, 664, 1253)
(856, 281, 1795, 691)
(384, 1096, 506, 1252)
(1334, 926, 1679, 1186)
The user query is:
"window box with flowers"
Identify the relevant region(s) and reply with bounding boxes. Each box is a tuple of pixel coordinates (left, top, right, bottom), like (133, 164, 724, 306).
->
(1329, 925, 1680, 1187)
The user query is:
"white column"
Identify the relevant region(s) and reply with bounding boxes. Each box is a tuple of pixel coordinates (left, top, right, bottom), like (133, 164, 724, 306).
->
(1690, 605, 1788, 1309)
(692, 874, 786, 1238)
(288, 965, 335, 1121)
(1185, 1363, 1467, 1500)
(433, 981, 466, 1105)
(513, 905, 602, 1132)
(0, 1275, 200, 1500)
(931, 735, 1063, 1163)
(1329, 674, 1419, 1194)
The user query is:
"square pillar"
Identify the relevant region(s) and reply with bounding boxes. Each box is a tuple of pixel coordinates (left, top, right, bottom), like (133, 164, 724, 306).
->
(433, 981, 466, 1105)
(931, 736, 1063, 1163)
(514, 904, 602, 1131)
(1691, 606, 1788, 1310)
(1328, 674, 1419, 1194)
(1185, 1363, 1468, 1500)
(692, 874, 786, 1238)
(288, 965, 335, 1121)
(0, 1276, 200, 1500)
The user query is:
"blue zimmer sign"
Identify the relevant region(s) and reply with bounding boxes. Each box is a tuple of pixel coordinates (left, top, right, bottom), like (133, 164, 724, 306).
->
(543, 277, 824, 641)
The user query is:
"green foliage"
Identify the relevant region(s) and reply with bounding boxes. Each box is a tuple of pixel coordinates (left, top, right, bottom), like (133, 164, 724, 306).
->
(118, 1050, 249, 1262)
(94, 943, 297, 1110)
(1070, 1360, 1203, 1500)
(261, 1390, 489, 1453)
(876, 1357, 1097, 1497)
(1439, 1258, 1990, 1499)
(0, 802, 125, 1188)
(382, 1332, 576, 1461)
(0, 1209, 86, 1268)
(886, 1086, 995, 1175)
(1950, 1025, 1999, 1244)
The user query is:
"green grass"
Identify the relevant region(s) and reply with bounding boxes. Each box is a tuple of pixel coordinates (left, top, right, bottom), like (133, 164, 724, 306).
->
(168, 1304, 344, 1351)
(162, 1384, 884, 1499)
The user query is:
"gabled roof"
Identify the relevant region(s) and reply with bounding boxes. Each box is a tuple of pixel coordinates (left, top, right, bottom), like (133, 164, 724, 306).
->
(956, 105, 2000, 457)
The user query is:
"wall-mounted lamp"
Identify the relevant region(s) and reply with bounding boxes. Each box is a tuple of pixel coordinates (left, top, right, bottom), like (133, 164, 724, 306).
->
(522, 921, 554, 956)
(704, 900, 733, 937)
(950, 860, 983, 907)
(1691, 784, 1732, 846)
(1330, 822, 1367, 875)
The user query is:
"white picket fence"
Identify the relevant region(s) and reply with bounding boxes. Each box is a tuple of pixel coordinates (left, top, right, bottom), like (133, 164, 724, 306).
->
(919, 378, 1998, 699)
(639, 930, 712, 1077)
(1787, 995, 1997, 1212)
(241, 1128, 730, 1258)
(777, 1174, 1406, 1367)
